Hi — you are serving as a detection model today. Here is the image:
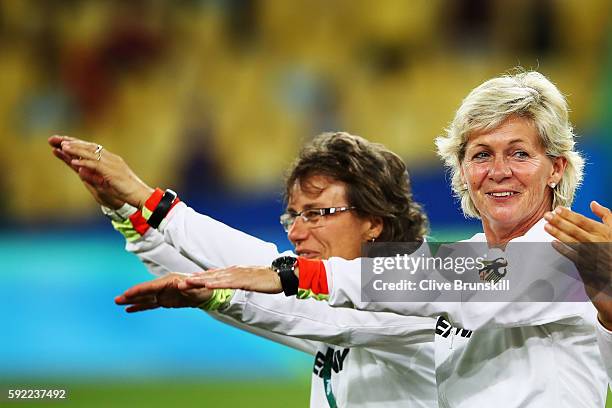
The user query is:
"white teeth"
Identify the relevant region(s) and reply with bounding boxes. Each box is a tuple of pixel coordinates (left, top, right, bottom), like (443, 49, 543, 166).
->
(489, 192, 515, 197)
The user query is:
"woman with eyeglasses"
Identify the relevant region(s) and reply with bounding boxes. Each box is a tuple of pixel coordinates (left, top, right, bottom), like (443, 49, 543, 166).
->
(50, 131, 438, 407)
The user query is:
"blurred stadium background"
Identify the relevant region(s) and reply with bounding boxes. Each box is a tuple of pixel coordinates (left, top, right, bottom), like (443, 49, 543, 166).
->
(1, 1, 611, 406)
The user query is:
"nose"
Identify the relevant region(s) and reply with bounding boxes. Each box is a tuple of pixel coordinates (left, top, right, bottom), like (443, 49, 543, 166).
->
(287, 216, 309, 244)
(488, 155, 512, 182)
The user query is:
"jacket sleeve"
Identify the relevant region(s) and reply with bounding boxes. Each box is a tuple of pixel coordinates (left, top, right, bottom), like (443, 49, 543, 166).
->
(123, 227, 320, 355)
(123, 205, 435, 347)
(158, 202, 284, 268)
(125, 227, 203, 275)
(321, 256, 595, 331)
(126, 225, 434, 348)
(220, 290, 435, 348)
(207, 311, 319, 356)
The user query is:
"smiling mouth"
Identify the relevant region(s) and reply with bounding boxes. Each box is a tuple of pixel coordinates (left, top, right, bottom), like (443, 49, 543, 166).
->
(297, 251, 320, 259)
(486, 191, 519, 198)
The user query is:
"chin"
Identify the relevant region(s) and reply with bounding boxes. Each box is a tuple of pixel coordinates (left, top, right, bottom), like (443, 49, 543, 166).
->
(304, 253, 323, 260)
(484, 207, 521, 225)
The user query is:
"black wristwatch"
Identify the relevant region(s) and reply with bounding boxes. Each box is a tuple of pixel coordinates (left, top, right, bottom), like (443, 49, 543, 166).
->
(271, 256, 299, 296)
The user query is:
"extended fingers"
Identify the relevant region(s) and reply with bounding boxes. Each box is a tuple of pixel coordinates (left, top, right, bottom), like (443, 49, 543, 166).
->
(115, 294, 157, 305)
(52, 147, 75, 163)
(70, 157, 100, 172)
(48, 135, 63, 148)
(48, 135, 76, 148)
(61, 140, 101, 161)
(52, 148, 80, 172)
(544, 209, 593, 242)
(553, 207, 602, 235)
(121, 279, 168, 299)
(125, 303, 160, 313)
(591, 201, 612, 226)
(544, 217, 578, 244)
(115, 293, 160, 313)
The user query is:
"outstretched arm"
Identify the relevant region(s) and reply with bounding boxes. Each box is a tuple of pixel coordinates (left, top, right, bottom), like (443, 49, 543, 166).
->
(49, 135, 317, 354)
(49, 134, 286, 269)
(50, 135, 435, 349)
(187, 248, 595, 331)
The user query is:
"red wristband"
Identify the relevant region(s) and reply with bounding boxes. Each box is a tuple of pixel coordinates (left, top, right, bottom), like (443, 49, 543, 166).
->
(144, 188, 165, 212)
(297, 257, 329, 295)
(129, 210, 150, 236)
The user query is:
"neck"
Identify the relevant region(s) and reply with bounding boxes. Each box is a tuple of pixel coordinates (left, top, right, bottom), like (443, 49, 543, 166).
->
(481, 218, 537, 248)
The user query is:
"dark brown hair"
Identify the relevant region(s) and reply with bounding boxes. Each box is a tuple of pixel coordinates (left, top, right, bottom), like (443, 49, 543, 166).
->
(284, 132, 428, 242)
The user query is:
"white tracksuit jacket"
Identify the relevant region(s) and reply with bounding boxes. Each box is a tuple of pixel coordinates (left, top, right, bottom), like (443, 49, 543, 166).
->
(122, 202, 438, 407)
(317, 219, 610, 407)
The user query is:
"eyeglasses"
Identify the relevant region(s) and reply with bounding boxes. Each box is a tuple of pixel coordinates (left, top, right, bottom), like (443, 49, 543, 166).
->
(279, 206, 356, 232)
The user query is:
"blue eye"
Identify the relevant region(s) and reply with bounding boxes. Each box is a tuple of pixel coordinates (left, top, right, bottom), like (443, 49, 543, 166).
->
(513, 151, 529, 159)
(473, 151, 490, 160)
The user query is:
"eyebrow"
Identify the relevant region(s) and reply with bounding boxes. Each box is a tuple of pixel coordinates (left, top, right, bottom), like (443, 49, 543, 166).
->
(302, 203, 324, 210)
(508, 139, 527, 145)
(285, 202, 325, 213)
(470, 139, 527, 149)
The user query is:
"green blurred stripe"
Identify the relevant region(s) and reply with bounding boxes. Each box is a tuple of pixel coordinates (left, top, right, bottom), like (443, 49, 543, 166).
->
(1, 381, 609, 406)
(1, 380, 311, 407)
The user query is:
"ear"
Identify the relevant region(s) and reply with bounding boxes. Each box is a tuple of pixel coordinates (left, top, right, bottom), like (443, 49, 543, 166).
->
(459, 166, 468, 190)
(549, 156, 567, 185)
(363, 216, 384, 241)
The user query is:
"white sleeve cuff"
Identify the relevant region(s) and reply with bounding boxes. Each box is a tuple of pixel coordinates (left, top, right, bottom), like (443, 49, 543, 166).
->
(101, 203, 137, 221)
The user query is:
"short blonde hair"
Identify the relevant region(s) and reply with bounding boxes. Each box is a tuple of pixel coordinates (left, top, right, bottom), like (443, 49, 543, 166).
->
(435, 70, 584, 218)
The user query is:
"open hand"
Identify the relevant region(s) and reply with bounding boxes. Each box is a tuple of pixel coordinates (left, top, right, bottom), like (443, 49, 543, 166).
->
(49, 135, 153, 208)
(49, 135, 124, 209)
(115, 273, 213, 313)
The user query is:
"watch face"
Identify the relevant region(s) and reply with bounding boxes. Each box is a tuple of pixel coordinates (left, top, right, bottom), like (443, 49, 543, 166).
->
(273, 256, 299, 297)
(272, 256, 297, 272)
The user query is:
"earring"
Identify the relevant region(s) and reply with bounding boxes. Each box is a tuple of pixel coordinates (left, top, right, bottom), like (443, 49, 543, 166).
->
(370, 237, 376, 243)
(549, 182, 557, 189)
(462, 183, 468, 191)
